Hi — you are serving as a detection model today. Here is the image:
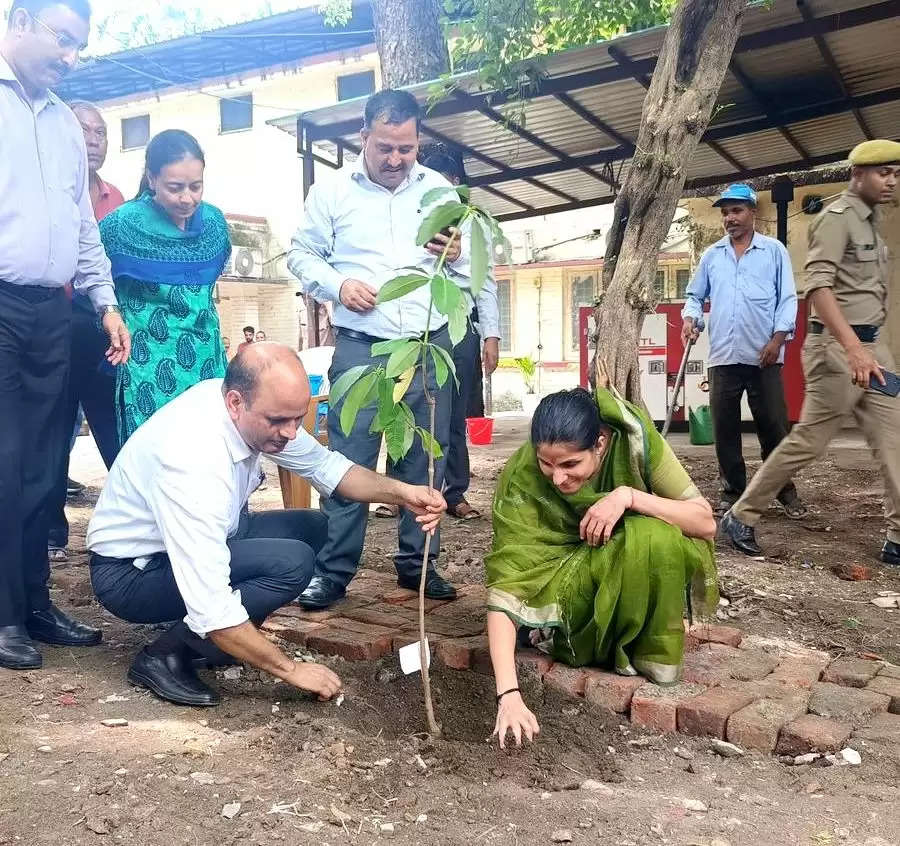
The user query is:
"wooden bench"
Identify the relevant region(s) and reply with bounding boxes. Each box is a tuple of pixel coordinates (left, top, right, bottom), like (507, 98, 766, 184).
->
(277, 394, 328, 509)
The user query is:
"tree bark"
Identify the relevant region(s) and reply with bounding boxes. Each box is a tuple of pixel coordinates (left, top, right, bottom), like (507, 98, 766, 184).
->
(371, 0, 450, 88)
(594, 0, 745, 401)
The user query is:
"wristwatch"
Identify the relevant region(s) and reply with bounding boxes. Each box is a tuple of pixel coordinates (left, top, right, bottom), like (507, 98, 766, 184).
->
(97, 304, 121, 317)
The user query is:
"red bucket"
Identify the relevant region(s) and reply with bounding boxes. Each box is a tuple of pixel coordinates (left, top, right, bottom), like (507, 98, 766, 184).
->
(466, 416, 494, 445)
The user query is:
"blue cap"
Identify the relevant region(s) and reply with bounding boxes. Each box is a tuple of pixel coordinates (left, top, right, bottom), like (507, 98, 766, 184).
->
(712, 183, 757, 207)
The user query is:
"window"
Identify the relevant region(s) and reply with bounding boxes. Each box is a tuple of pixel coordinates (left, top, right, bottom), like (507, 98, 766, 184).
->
(121, 114, 149, 150)
(569, 273, 597, 351)
(496, 278, 512, 351)
(676, 268, 691, 298)
(337, 70, 376, 102)
(220, 93, 253, 133)
(654, 269, 666, 299)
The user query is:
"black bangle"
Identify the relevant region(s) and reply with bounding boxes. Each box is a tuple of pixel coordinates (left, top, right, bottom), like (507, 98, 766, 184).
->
(496, 687, 520, 703)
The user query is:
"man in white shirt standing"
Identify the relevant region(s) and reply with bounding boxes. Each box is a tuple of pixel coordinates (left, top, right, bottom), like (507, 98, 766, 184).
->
(289, 90, 482, 609)
(87, 344, 446, 707)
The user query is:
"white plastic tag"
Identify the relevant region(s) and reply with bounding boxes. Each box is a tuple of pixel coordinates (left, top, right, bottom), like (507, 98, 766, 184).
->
(399, 639, 431, 675)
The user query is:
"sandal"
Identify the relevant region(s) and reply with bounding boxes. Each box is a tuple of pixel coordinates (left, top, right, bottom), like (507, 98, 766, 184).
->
(448, 501, 481, 520)
(48, 547, 68, 563)
(780, 498, 808, 520)
(374, 504, 398, 518)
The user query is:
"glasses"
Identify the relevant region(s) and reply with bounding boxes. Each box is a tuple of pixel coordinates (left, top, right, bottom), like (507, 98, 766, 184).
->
(31, 14, 88, 54)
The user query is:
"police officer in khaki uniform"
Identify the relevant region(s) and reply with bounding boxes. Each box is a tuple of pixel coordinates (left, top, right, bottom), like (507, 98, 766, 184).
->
(721, 139, 900, 566)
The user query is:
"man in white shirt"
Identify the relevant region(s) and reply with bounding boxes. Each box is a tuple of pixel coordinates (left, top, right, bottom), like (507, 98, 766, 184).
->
(87, 344, 446, 707)
(288, 90, 485, 609)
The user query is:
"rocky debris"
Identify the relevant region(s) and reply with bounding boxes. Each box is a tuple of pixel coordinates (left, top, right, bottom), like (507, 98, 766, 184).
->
(710, 739, 744, 758)
(682, 799, 708, 813)
(579, 779, 614, 795)
(221, 802, 241, 820)
(551, 830, 573, 842)
(100, 718, 128, 728)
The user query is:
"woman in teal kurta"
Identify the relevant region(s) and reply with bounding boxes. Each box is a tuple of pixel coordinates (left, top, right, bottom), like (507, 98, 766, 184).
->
(486, 386, 719, 748)
(99, 130, 231, 442)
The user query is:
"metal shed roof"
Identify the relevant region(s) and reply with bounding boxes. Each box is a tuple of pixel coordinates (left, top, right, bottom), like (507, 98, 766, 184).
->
(55, 5, 376, 104)
(268, 0, 900, 221)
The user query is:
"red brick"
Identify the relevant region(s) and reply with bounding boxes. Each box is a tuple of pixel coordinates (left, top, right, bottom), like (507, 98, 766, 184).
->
(471, 643, 493, 675)
(262, 617, 325, 646)
(852, 712, 900, 745)
(515, 651, 554, 678)
(291, 606, 346, 623)
(543, 664, 589, 698)
(383, 587, 418, 604)
(399, 596, 454, 612)
(865, 676, 900, 713)
(726, 697, 809, 752)
(733, 678, 812, 705)
(768, 659, 823, 689)
(775, 714, 852, 755)
(831, 563, 874, 581)
(428, 595, 486, 618)
(436, 635, 488, 670)
(340, 606, 418, 630)
(677, 687, 756, 738)
(583, 671, 644, 713)
(392, 632, 446, 652)
(630, 682, 706, 734)
(305, 620, 394, 660)
(822, 657, 881, 688)
(681, 643, 742, 685)
(687, 623, 743, 649)
(456, 584, 487, 600)
(808, 682, 889, 726)
(878, 664, 900, 680)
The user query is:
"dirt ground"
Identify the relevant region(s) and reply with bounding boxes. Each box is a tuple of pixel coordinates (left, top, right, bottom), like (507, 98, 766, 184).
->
(1, 423, 899, 846)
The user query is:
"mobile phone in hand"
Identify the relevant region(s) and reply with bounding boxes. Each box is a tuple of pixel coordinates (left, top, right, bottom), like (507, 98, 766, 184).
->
(869, 368, 900, 397)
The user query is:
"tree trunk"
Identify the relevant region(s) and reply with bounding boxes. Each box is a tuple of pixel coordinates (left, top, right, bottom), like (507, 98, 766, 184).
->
(594, 0, 745, 401)
(371, 0, 450, 88)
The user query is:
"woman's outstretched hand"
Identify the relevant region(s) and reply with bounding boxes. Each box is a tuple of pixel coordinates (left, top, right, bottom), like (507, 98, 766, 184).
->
(494, 692, 540, 749)
(579, 486, 633, 546)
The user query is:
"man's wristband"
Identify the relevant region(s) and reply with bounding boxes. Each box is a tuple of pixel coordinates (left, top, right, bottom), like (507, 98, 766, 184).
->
(97, 304, 121, 317)
(496, 687, 520, 703)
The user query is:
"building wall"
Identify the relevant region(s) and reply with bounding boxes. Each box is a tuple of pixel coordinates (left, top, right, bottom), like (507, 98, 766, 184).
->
(681, 184, 900, 359)
(216, 282, 303, 352)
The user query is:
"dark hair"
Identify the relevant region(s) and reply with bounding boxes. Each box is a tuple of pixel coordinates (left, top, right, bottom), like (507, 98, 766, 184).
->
(243, 325, 255, 334)
(136, 129, 205, 198)
(8, 0, 91, 25)
(421, 151, 465, 184)
(530, 388, 602, 451)
(68, 99, 102, 120)
(223, 350, 259, 405)
(363, 89, 420, 133)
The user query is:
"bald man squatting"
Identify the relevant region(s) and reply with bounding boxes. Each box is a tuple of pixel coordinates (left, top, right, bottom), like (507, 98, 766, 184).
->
(86, 343, 446, 707)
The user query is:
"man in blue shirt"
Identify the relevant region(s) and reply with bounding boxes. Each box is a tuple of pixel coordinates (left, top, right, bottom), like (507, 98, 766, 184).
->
(682, 184, 805, 518)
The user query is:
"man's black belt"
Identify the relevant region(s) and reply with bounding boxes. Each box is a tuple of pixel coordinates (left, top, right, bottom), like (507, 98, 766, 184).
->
(808, 321, 879, 343)
(337, 325, 449, 346)
(0, 278, 64, 303)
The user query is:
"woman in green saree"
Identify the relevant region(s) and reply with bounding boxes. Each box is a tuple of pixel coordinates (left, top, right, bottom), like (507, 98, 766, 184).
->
(100, 130, 231, 443)
(486, 386, 718, 748)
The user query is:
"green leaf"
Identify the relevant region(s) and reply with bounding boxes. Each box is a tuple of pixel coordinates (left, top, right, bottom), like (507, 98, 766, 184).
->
(370, 338, 409, 357)
(393, 366, 415, 402)
(430, 345, 449, 388)
(385, 341, 422, 379)
(455, 185, 470, 203)
(339, 370, 379, 437)
(329, 364, 370, 406)
(371, 377, 397, 433)
(470, 218, 490, 298)
(417, 427, 444, 459)
(376, 273, 430, 304)
(421, 186, 455, 206)
(385, 415, 406, 463)
(430, 273, 462, 317)
(416, 201, 467, 247)
(429, 344, 458, 390)
(448, 298, 470, 347)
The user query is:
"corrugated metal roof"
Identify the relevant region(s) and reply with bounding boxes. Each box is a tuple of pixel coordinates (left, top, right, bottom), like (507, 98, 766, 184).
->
(268, 0, 900, 220)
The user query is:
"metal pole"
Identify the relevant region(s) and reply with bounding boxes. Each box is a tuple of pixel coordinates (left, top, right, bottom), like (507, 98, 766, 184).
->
(661, 337, 694, 438)
(298, 120, 321, 348)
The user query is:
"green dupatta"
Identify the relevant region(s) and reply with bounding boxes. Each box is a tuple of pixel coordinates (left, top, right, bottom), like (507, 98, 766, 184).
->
(485, 387, 717, 684)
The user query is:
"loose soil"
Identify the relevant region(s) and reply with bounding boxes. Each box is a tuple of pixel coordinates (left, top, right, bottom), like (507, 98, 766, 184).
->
(2, 423, 898, 846)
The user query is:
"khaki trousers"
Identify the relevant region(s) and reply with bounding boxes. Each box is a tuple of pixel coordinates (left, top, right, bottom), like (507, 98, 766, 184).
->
(732, 333, 900, 544)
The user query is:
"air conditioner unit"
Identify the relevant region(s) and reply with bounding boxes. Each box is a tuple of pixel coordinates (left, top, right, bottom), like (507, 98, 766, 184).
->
(222, 247, 264, 279)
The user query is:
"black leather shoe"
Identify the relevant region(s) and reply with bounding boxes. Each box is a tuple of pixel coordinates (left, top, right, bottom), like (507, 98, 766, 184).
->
(0, 626, 42, 670)
(397, 571, 457, 600)
(128, 648, 221, 707)
(26, 604, 102, 647)
(297, 576, 346, 610)
(881, 540, 900, 567)
(720, 510, 762, 556)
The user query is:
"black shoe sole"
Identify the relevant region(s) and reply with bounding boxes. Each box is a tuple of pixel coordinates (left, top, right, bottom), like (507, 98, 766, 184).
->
(296, 595, 344, 610)
(881, 554, 900, 567)
(0, 654, 42, 670)
(27, 630, 102, 647)
(397, 582, 457, 601)
(127, 667, 220, 707)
